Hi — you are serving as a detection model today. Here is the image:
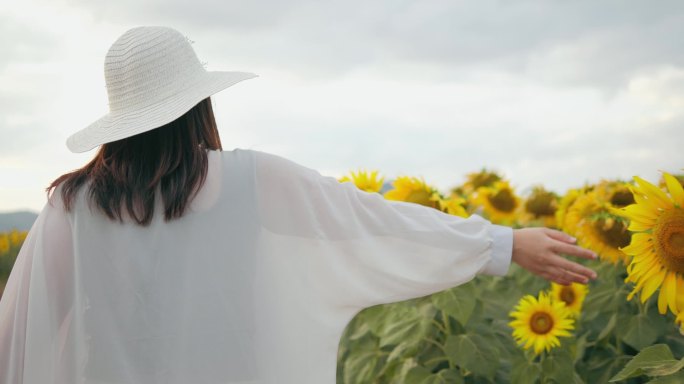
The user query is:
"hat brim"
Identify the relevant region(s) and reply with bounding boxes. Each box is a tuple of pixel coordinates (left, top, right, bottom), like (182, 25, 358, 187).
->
(66, 71, 257, 153)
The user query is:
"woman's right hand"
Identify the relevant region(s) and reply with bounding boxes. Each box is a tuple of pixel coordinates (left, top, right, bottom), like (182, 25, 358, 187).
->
(512, 227, 598, 285)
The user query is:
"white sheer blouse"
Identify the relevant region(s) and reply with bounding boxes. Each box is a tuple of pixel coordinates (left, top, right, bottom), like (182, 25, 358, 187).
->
(0, 148, 512, 384)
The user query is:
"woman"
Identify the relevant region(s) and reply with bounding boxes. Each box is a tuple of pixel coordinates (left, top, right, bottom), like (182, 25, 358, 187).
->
(0, 26, 597, 383)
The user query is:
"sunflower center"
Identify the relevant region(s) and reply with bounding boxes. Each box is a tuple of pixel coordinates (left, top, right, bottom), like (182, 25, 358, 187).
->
(559, 286, 576, 306)
(525, 194, 557, 217)
(470, 172, 501, 190)
(654, 208, 684, 273)
(593, 217, 631, 249)
(488, 189, 516, 213)
(610, 189, 635, 208)
(530, 312, 554, 335)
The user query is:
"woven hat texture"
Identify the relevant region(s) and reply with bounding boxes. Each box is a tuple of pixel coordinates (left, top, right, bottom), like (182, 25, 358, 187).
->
(66, 26, 257, 153)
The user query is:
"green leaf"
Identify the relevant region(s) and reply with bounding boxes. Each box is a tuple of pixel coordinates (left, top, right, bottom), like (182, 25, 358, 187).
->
(420, 368, 464, 384)
(340, 333, 387, 383)
(431, 284, 476, 326)
(444, 333, 499, 379)
(510, 361, 541, 384)
(366, 301, 434, 348)
(620, 314, 661, 351)
(347, 319, 371, 341)
(402, 364, 432, 383)
(609, 344, 676, 382)
(572, 371, 586, 384)
(648, 370, 684, 383)
(573, 332, 591, 365)
(386, 343, 411, 365)
(597, 313, 617, 341)
(541, 348, 576, 384)
(583, 353, 633, 384)
(648, 358, 684, 377)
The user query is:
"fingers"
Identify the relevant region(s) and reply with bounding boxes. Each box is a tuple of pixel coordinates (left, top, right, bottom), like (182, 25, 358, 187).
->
(541, 268, 586, 285)
(512, 227, 600, 285)
(551, 241, 598, 261)
(543, 228, 576, 244)
(552, 255, 597, 282)
(542, 265, 594, 285)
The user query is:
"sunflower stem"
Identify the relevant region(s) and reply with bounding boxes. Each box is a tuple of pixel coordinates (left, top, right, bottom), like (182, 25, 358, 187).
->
(638, 297, 646, 316)
(440, 311, 455, 369)
(422, 337, 447, 354)
(430, 318, 448, 335)
(539, 351, 547, 383)
(441, 311, 452, 336)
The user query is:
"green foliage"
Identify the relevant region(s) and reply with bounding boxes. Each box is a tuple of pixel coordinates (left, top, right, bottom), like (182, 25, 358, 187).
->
(610, 344, 684, 382)
(338, 260, 684, 383)
(0, 230, 26, 297)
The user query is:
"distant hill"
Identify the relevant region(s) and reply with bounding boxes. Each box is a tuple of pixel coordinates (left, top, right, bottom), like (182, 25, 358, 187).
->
(0, 211, 39, 232)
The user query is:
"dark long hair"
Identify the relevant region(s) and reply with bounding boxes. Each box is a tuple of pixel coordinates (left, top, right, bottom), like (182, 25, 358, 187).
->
(47, 97, 222, 226)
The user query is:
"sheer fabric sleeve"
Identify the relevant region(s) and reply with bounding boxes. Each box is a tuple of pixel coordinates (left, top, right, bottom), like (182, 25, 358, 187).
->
(0, 189, 75, 383)
(252, 150, 513, 309)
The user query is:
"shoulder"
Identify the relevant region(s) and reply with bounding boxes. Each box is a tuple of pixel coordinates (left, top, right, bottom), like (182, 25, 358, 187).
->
(45, 175, 92, 224)
(46, 182, 68, 213)
(23, 182, 73, 240)
(215, 147, 259, 166)
(218, 148, 308, 175)
(247, 149, 319, 177)
(218, 148, 325, 188)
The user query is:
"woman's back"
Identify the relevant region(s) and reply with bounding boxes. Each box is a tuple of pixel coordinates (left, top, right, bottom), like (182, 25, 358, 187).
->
(66, 149, 260, 382)
(3, 149, 264, 383)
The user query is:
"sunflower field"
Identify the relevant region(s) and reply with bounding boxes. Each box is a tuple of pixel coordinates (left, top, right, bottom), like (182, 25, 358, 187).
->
(336, 169, 684, 383)
(1, 171, 683, 383)
(0, 229, 27, 297)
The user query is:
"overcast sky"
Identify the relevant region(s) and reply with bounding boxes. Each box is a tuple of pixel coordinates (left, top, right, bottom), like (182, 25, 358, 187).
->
(1, 0, 683, 212)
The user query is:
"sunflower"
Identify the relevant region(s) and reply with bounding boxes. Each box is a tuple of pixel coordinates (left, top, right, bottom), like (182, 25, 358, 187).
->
(563, 182, 632, 264)
(607, 182, 636, 208)
(460, 168, 503, 194)
(338, 169, 385, 193)
(556, 187, 589, 237)
(384, 176, 441, 209)
(0, 233, 9, 255)
(472, 180, 521, 225)
(550, 282, 588, 317)
(8, 230, 27, 248)
(433, 194, 468, 218)
(614, 173, 684, 318)
(521, 186, 559, 227)
(509, 291, 575, 355)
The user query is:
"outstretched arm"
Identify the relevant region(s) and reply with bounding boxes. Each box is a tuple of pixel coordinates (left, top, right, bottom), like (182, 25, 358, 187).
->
(512, 227, 597, 285)
(252, 149, 596, 311)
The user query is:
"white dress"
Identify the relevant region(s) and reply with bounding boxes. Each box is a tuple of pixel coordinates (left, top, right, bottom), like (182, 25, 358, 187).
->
(0, 148, 513, 384)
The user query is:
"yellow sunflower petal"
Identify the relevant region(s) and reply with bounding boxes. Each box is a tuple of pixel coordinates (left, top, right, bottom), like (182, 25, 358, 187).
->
(631, 189, 663, 215)
(664, 173, 684, 207)
(660, 272, 680, 315)
(621, 233, 653, 255)
(634, 176, 674, 210)
(628, 220, 655, 232)
(621, 204, 660, 223)
(676, 276, 684, 313)
(658, 279, 669, 314)
(633, 260, 663, 284)
(640, 268, 666, 303)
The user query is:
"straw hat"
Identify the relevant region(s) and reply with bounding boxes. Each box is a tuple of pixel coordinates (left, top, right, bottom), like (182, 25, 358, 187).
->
(66, 26, 257, 153)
